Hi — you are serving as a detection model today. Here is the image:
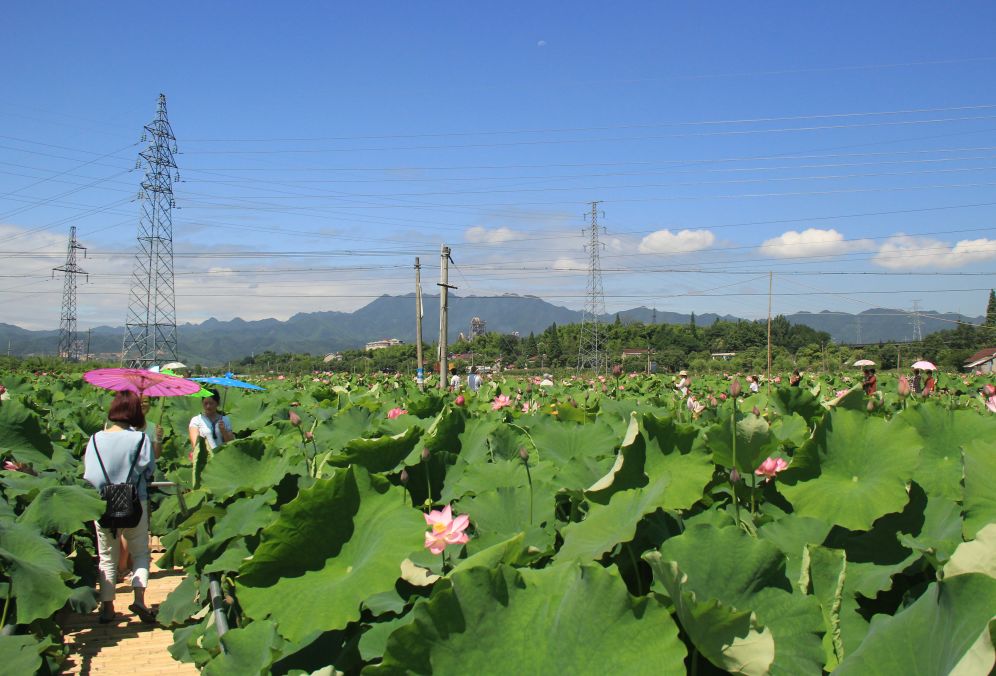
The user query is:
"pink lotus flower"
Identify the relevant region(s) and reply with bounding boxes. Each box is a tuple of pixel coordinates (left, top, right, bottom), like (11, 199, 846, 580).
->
(755, 457, 789, 481)
(521, 401, 539, 414)
(774, 376, 782, 384)
(730, 468, 741, 482)
(835, 389, 849, 399)
(491, 394, 513, 411)
(984, 384, 996, 397)
(277, 375, 286, 380)
(424, 505, 470, 555)
(986, 397, 996, 414)
(719, 392, 727, 401)
(454, 395, 465, 406)
(387, 407, 407, 419)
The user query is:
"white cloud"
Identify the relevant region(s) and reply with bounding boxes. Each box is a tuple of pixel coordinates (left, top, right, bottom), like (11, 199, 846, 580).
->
(465, 226, 521, 244)
(760, 228, 866, 258)
(874, 236, 996, 269)
(638, 229, 715, 254)
(552, 257, 586, 271)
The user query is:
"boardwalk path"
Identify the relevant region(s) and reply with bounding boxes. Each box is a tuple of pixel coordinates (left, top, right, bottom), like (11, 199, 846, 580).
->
(61, 562, 197, 676)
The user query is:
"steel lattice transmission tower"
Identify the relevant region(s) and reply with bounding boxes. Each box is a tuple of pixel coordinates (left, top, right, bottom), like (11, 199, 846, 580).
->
(911, 299, 924, 342)
(52, 226, 88, 361)
(577, 201, 607, 372)
(122, 93, 181, 367)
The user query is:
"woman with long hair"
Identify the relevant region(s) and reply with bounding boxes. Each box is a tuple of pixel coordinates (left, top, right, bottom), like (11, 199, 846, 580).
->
(188, 389, 233, 457)
(83, 390, 157, 624)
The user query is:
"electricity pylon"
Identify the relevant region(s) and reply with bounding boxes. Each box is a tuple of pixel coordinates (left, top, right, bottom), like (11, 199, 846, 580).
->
(577, 201, 607, 372)
(53, 226, 87, 361)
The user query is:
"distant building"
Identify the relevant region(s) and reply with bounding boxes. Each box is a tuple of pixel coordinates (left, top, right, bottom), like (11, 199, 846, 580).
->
(365, 338, 403, 351)
(964, 347, 996, 373)
(711, 352, 737, 361)
(323, 352, 343, 363)
(470, 317, 487, 338)
(621, 348, 650, 360)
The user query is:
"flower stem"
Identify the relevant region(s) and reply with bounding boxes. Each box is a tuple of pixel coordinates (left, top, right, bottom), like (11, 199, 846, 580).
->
(523, 459, 534, 526)
(424, 465, 433, 509)
(0, 582, 11, 630)
(625, 543, 645, 596)
(750, 472, 757, 516)
(731, 402, 741, 525)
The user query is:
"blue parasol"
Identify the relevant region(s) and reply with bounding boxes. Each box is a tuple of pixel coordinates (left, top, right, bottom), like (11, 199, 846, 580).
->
(191, 372, 266, 392)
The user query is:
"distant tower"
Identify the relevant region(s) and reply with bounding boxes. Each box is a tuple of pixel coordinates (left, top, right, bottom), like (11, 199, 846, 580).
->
(577, 201, 607, 372)
(470, 316, 487, 338)
(52, 226, 87, 361)
(911, 300, 924, 342)
(122, 93, 180, 367)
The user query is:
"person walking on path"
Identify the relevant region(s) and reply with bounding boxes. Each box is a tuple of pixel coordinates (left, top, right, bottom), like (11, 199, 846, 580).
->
(83, 390, 157, 624)
(467, 366, 482, 392)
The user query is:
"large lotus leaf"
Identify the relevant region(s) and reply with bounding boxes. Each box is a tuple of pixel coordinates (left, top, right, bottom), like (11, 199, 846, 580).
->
(158, 574, 201, 627)
(453, 417, 499, 464)
(963, 438, 996, 539)
(16, 485, 105, 535)
(0, 399, 53, 465)
(758, 515, 833, 587)
(313, 407, 374, 452)
(0, 521, 73, 624)
(523, 416, 618, 466)
(778, 410, 921, 531)
(203, 619, 282, 676)
(555, 480, 670, 563)
(227, 394, 277, 433)
(705, 410, 780, 475)
(0, 635, 47, 675)
(644, 553, 774, 675)
(770, 413, 810, 448)
(586, 414, 646, 501)
(642, 413, 715, 511)
(650, 523, 823, 673)
(369, 563, 686, 674)
(897, 495, 963, 569)
(237, 467, 424, 643)
(835, 573, 996, 676)
(420, 406, 465, 455)
(454, 486, 555, 555)
(944, 523, 996, 579)
(211, 490, 277, 542)
(200, 438, 293, 501)
(806, 545, 848, 670)
(769, 386, 824, 423)
(326, 426, 422, 474)
(897, 406, 996, 500)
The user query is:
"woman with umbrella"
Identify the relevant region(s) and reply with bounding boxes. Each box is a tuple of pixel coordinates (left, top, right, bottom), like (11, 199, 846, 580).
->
(188, 389, 234, 456)
(83, 390, 157, 624)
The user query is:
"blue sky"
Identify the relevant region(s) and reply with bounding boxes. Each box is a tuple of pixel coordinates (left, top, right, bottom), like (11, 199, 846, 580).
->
(3, 2, 996, 332)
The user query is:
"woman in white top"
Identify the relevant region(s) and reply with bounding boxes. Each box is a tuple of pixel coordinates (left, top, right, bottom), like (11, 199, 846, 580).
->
(188, 389, 233, 456)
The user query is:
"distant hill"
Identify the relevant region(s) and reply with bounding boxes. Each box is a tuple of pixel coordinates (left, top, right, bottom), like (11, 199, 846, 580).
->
(0, 295, 983, 365)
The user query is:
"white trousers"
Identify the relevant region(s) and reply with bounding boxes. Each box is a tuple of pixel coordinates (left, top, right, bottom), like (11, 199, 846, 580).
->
(94, 500, 150, 602)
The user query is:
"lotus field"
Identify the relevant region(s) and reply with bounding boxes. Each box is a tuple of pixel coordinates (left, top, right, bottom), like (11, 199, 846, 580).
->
(1, 370, 995, 674)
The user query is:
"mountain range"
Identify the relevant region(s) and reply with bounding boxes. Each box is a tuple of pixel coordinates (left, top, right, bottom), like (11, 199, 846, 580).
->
(0, 294, 983, 365)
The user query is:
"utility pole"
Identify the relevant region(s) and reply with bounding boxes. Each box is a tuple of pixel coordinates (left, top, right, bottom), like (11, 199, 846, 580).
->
(856, 314, 862, 345)
(86, 328, 92, 361)
(53, 226, 88, 361)
(577, 201, 607, 372)
(415, 257, 424, 391)
(911, 300, 923, 342)
(437, 245, 457, 388)
(766, 271, 773, 394)
(122, 93, 180, 367)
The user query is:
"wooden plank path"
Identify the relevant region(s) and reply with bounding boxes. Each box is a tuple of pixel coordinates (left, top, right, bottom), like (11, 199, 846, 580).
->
(61, 561, 198, 676)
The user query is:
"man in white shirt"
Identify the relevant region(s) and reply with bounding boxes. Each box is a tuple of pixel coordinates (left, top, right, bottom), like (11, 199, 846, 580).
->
(449, 371, 461, 391)
(467, 366, 482, 392)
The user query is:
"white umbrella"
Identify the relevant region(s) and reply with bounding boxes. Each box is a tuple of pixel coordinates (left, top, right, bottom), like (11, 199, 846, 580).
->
(162, 361, 187, 370)
(911, 360, 937, 371)
(853, 359, 876, 367)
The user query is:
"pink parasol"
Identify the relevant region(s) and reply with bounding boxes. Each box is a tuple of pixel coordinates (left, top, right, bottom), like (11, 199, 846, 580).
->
(83, 368, 202, 397)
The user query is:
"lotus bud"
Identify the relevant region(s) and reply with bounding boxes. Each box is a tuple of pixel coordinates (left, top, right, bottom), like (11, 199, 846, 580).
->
(709, 396, 718, 407)
(519, 447, 529, 461)
(612, 364, 623, 377)
(898, 376, 911, 397)
(421, 447, 431, 461)
(730, 379, 742, 397)
(985, 384, 996, 396)
(719, 392, 727, 401)
(289, 410, 302, 427)
(752, 405, 761, 417)
(867, 399, 876, 412)
(400, 469, 409, 484)
(455, 394, 465, 406)
(569, 398, 578, 407)
(304, 430, 314, 441)
(730, 468, 741, 482)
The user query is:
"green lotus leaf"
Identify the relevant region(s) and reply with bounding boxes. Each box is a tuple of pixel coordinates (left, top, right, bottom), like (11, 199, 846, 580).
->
(211, 490, 277, 542)
(16, 485, 105, 535)
(201, 438, 293, 501)
(369, 563, 686, 674)
(314, 407, 374, 452)
(897, 406, 996, 500)
(0, 399, 53, 465)
(522, 416, 618, 467)
(237, 467, 424, 643)
(158, 574, 201, 628)
(805, 545, 848, 670)
(454, 486, 555, 555)
(769, 386, 824, 423)
(203, 619, 282, 676)
(555, 480, 670, 563)
(835, 573, 996, 676)
(779, 409, 922, 531)
(648, 523, 824, 674)
(227, 394, 277, 433)
(770, 413, 810, 448)
(0, 521, 73, 624)
(325, 426, 423, 474)
(705, 410, 780, 475)
(758, 515, 833, 587)
(962, 438, 996, 539)
(642, 413, 715, 511)
(0, 635, 47, 675)
(944, 523, 996, 579)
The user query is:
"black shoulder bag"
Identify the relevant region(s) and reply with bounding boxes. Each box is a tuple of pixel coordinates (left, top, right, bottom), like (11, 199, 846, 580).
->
(91, 433, 145, 530)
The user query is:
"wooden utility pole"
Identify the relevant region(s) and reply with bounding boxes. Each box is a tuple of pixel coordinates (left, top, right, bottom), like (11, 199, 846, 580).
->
(437, 245, 456, 389)
(766, 271, 773, 394)
(415, 257, 424, 391)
